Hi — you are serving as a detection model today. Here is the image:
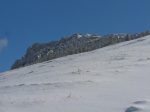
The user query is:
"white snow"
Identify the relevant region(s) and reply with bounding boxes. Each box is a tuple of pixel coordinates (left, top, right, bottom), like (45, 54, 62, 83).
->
(77, 34, 82, 38)
(0, 36, 150, 112)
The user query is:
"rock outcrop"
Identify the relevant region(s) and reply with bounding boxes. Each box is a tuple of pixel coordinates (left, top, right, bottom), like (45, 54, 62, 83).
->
(11, 31, 150, 69)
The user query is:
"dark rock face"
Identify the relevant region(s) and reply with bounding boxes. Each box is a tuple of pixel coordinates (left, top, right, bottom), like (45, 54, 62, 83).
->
(125, 106, 140, 112)
(11, 31, 150, 69)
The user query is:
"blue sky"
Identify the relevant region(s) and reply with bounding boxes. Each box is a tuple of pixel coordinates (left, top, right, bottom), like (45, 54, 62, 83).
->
(0, 0, 150, 72)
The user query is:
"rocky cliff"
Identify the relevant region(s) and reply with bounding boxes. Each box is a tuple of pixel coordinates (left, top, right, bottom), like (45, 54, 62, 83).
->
(11, 31, 150, 69)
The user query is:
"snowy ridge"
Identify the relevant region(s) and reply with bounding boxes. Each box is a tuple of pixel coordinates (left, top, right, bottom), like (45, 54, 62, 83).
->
(11, 31, 150, 69)
(0, 35, 150, 112)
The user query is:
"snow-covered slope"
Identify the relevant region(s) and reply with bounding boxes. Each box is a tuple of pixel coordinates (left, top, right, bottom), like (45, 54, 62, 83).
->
(0, 35, 150, 112)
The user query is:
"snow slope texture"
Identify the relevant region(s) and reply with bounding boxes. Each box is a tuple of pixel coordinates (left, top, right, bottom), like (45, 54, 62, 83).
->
(0, 35, 150, 112)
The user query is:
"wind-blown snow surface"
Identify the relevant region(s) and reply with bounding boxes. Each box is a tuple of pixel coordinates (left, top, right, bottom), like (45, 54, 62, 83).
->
(0, 36, 150, 112)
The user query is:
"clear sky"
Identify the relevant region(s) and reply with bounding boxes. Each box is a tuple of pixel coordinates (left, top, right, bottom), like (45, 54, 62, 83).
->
(0, 0, 150, 72)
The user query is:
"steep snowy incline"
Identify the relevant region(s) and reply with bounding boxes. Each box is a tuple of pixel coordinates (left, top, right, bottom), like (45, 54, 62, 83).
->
(0, 35, 150, 112)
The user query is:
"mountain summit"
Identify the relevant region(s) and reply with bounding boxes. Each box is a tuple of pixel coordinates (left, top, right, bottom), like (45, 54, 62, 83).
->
(1, 34, 150, 112)
(11, 31, 150, 69)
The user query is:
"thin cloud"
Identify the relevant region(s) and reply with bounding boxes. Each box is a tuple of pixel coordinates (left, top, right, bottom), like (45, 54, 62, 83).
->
(0, 38, 8, 51)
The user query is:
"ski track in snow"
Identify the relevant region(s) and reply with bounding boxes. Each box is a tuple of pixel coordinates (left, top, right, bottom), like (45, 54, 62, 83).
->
(0, 36, 150, 112)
